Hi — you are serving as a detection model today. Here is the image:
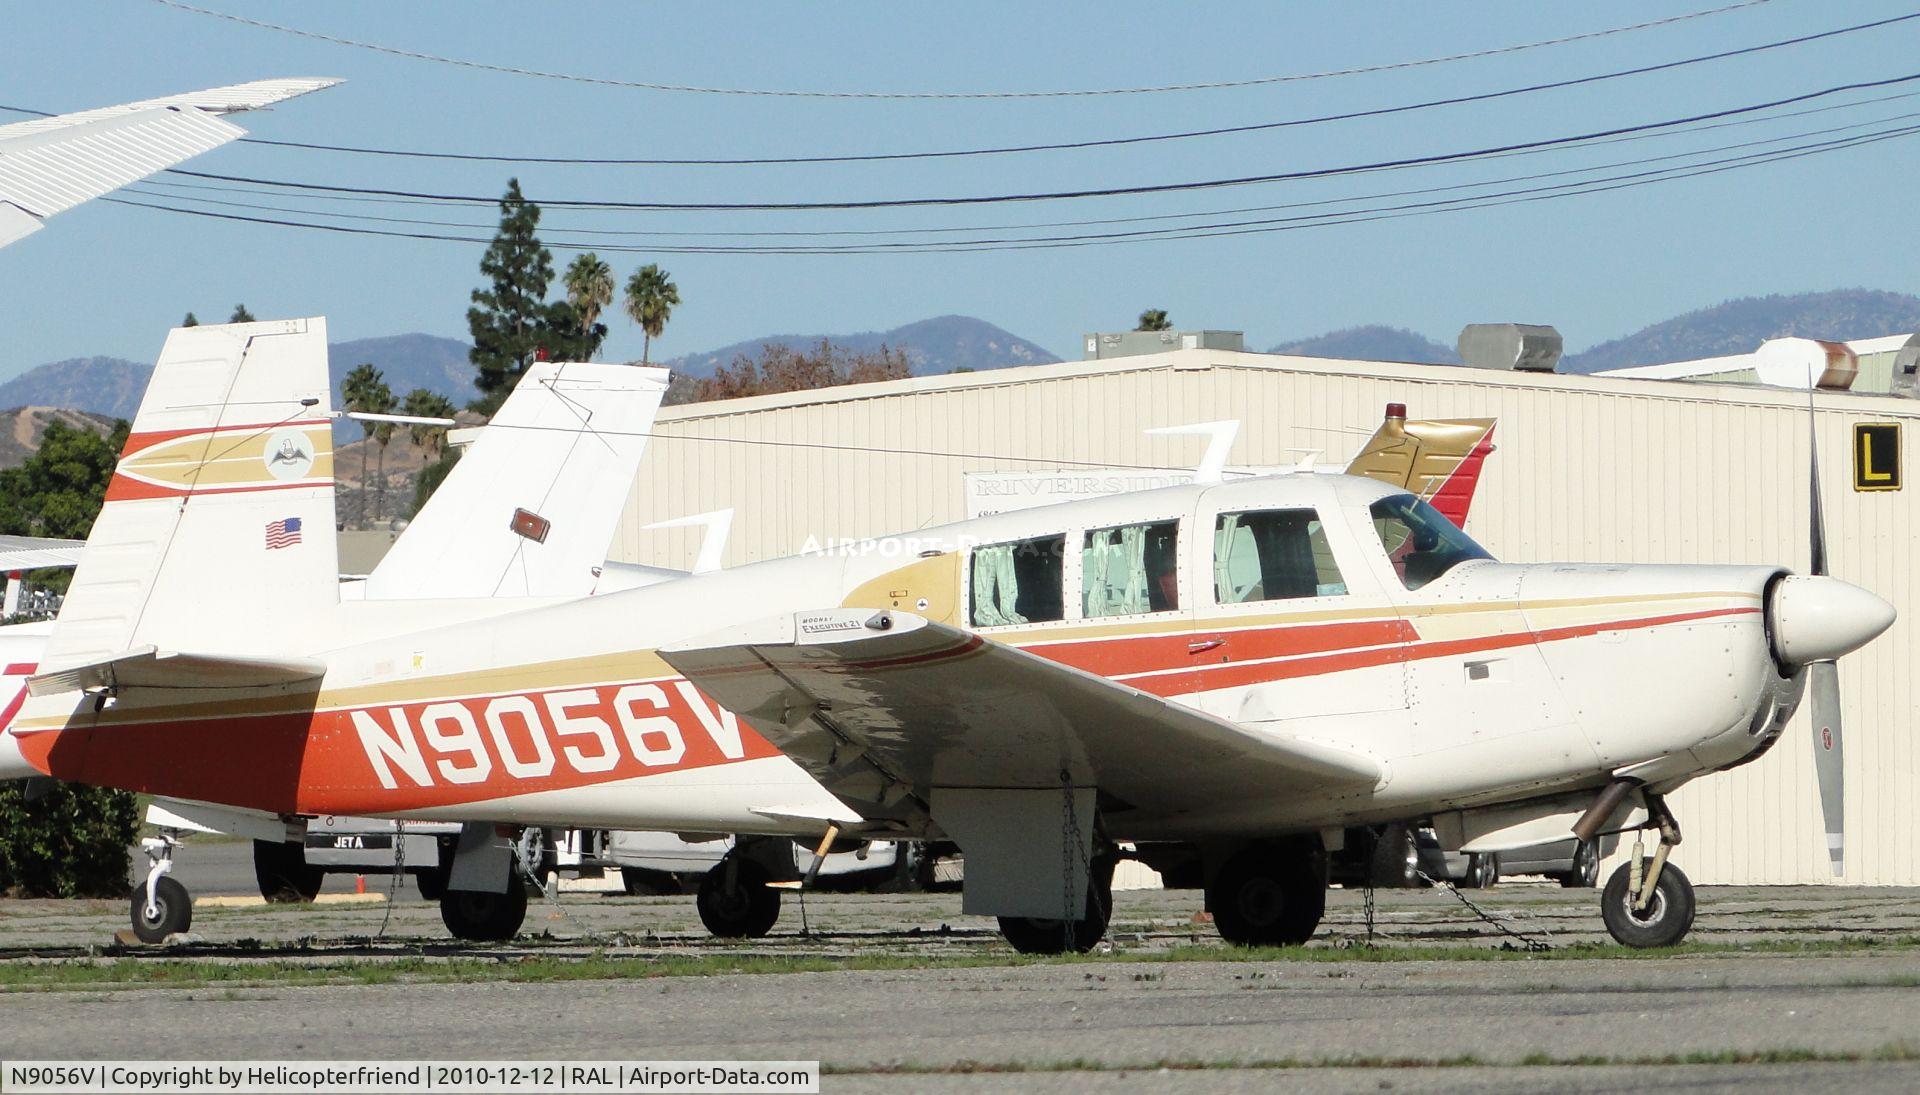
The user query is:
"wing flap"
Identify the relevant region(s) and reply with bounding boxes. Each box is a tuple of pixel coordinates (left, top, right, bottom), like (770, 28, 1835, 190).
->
(662, 610, 1378, 824)
(28, 647, 326, 697)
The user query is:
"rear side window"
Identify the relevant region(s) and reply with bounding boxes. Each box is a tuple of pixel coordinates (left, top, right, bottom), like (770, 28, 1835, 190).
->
(1083, 520, 1179, 618)
(1213, 509, 1347, 604)
(970, 534, 1066, 626)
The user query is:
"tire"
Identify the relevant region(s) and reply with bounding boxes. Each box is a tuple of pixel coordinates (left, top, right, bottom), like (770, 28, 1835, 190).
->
(1560, 840, 1601, 889)
(1464, 852, 1500, 889)
(1601, 859, 1695, 948)
(696, 859, 781, 939)
(1368, 824, 1421, 889)
(517, 828, 558, 894)
(130, 875, 192, 944)
(253, 839, 324, 903)
(438, 885, 529, 942)
(996, 857, 1115, 955)
(1206, 845, 1326, 947)
(416, 865, 449, 902)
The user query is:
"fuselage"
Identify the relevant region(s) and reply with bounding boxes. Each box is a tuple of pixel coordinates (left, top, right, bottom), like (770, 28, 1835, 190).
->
(9, 473, 1798, 842)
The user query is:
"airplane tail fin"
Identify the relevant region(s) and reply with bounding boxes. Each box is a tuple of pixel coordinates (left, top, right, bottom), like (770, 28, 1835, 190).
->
(361, 361, 668, 599)
(1344, 403, 1497, 527)
(40, 319, 337, 673)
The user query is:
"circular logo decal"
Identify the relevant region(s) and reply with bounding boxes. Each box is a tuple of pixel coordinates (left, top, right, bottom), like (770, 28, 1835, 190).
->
(262, 429, 315, 480)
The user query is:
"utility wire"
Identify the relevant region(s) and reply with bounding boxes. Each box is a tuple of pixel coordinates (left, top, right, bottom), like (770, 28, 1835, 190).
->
(118, 87, 1920, 235)
(143, 0, 1776, 101)
(103, 120, 1920, 255)
(121, 107, 1920, 242)
(160, 69, 1920, 211)
(80, 8, 1920, 166)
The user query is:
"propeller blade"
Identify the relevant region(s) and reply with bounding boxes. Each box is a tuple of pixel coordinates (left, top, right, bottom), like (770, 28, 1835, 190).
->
(1808, 387, 1829, 577)
(1809, 660, 1844, 877)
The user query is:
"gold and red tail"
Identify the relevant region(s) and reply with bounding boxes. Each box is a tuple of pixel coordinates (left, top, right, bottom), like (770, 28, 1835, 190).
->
(1344, 403, 1497, 527)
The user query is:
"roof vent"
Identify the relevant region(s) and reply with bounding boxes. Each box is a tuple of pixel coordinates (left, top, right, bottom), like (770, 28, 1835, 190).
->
(1456, 323, 1562, 372)
(1752, 337, 1857, 390)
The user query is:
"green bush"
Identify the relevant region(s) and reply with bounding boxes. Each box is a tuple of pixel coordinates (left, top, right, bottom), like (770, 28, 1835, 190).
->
(0, 780, 138, 897)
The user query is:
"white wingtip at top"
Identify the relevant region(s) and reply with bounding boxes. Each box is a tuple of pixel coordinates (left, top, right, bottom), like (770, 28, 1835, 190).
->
(137, 78, 344, 114)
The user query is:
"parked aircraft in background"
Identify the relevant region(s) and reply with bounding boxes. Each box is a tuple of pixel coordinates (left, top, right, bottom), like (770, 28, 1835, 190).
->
(0, 79, 337, 249)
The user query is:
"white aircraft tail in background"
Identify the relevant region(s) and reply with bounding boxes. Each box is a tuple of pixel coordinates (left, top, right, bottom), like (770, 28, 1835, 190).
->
(362, 360, 668, 600)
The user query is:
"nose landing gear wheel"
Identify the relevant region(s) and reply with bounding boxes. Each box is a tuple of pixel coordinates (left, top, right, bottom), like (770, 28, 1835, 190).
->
(439, 885, 529, 942)
(1601, 859, 1695, 948)
(129, 875, 192, 944)
(697, 858, 781, 938)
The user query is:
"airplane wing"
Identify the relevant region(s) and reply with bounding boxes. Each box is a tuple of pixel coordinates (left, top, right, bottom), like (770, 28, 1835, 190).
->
(0, 78, 337, 248)
(1344, 409, 1496, 527)
(660, 609, 1378, 829)
(0, 534, 84, 571)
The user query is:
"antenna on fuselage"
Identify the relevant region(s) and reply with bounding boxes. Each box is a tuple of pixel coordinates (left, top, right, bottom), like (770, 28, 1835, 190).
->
(1145, 420, 1240, 483)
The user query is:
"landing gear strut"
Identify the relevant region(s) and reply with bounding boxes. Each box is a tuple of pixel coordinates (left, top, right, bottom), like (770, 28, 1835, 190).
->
(130, 833, 192, 943)
(1206, 839, 1327, 946)
(1600, 793, 1695, 948)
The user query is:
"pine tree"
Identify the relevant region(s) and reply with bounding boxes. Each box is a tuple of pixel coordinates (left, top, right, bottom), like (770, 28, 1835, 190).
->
(466, 179, 582, 408)
(229, 304, 255, 323)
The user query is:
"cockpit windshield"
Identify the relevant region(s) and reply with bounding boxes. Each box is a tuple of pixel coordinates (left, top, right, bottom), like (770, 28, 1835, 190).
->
(1369, 493, 1493, 590)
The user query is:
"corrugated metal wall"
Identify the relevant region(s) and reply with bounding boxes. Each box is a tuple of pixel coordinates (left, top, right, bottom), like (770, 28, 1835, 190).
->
(612, 350, 1919, 886)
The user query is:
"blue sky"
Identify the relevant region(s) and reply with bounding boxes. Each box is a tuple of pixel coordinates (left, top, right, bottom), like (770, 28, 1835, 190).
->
(4, 0, 1920, 378)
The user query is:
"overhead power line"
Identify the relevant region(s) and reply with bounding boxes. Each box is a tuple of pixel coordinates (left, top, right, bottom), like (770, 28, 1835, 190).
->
(160, 70, 1920, 211)
(122, 87, 1920, 235)
(120, 107, 1920, 242)
(104, 119, 1920, 255)
(144, 0, 1776, 101)
(55, 8, 1917, 166)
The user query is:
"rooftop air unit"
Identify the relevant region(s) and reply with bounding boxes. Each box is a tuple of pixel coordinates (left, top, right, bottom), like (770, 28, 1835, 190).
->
(1082, 330, 1245, 360)
(1456, 323, 1563, 372)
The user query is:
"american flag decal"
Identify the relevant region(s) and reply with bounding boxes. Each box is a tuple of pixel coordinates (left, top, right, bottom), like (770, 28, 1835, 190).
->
(264, 516, 304, 550)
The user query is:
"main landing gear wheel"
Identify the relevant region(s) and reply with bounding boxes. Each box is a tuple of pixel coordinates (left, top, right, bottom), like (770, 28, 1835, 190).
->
(439, 885, 529, 942)
(1206, 845, 1326, 947)
(998, 857, 1115, 956)
(1602, 858, 1695, 948)
(130, 875, 192, 944)
(253, 839, 324, 903)
(1464, 852, 1500, 889)
(1558, 840, 1602, 889)
(697, 858, 781, 939)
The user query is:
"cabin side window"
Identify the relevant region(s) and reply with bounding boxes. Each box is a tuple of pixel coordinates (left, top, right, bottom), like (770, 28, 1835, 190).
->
(1213, 509, 1347, 604)
(1082, 520, 1179, 618)
(970, 534, 1067, 626)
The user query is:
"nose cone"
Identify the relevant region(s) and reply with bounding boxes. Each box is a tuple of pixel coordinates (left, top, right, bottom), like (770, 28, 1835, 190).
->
(1769, 575, 1897, 665)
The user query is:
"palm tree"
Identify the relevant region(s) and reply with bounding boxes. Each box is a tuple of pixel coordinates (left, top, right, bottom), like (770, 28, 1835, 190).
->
(401, 389, 458, 453)
(1136, 309, 1172, 332)
(339, 363, 392, 524)
(564, 254, 615, 335)
(623, 263, 680, 364)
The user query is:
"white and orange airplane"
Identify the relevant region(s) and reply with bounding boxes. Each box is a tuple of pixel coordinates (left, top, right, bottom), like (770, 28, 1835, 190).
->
(10, 316, 1888, 954)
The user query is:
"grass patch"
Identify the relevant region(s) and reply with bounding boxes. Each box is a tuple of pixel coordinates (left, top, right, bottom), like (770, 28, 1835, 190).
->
(2, 932, 1918, 993)
(827, 1043, 1920, 1075)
